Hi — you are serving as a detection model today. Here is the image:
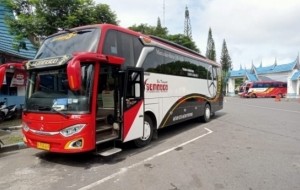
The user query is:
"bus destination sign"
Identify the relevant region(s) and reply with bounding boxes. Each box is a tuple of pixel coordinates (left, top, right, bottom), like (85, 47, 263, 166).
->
(26, 55, 71, 69)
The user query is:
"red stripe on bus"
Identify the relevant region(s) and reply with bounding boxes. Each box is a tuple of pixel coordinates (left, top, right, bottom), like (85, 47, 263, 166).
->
(123, 100, 143, 140)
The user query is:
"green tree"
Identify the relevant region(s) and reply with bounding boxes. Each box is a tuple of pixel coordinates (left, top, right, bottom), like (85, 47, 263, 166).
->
(129, 18, 168, 39)
(2, 0, 118, 47)
(220, 39, 232, 72)
(155, 17, 168, 38)
(129, 23, 199, 53)
(93, 4, 118, 25)
(165, 34, 199, 53)
(205, 27, 216, 61)
(220, 39, 232, 94)
(129, 24, 157, 35)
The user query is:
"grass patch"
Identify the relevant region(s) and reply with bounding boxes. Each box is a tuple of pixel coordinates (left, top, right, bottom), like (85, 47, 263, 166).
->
(0, 119, 23, 145)
(1, 133, 23, 145)
(0, 118, 22, 128)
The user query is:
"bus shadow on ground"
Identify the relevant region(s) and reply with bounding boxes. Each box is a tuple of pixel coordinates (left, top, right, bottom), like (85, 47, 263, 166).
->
(35, 111, 226, 168)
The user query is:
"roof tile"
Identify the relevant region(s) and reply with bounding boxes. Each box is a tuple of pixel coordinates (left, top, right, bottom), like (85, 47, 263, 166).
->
(0, 4, 36, 59)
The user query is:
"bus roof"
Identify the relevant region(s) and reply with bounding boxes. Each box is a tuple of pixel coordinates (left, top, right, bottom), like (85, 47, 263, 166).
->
(46, 24, 220, 67)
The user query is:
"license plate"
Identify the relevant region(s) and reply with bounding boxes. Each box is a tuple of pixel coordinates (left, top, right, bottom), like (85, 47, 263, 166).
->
(37, 142, 50, 151)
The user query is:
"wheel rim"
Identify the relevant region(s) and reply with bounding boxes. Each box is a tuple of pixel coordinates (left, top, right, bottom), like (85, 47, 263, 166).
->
(141, 121, 151, 141)
(205, 106, 211, 120)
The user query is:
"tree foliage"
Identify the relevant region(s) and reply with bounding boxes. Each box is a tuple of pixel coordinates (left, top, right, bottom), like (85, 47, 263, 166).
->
(165, 34, 199, 53)
(220, 39, 232, 72)
(129, 20, 199, 53)
(220, 39, 232, 94)
(129, 17, 168, 38)
(205, 27, 216, 61)
(155, 17, 168, 38)
(2, 0, 118, 46)
(129, 24, 157, 36)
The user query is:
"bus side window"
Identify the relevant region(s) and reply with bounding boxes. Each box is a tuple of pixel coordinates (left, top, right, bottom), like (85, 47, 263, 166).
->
(125, 71, 143, 109)
(103, 30, 118, 55)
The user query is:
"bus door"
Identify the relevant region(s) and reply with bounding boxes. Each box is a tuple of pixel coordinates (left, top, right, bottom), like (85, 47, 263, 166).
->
(121, 67, 144, 142)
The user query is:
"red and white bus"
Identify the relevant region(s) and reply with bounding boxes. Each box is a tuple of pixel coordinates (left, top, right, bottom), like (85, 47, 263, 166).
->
(0, 24, 223, 155)
(239, 81, 287, 98)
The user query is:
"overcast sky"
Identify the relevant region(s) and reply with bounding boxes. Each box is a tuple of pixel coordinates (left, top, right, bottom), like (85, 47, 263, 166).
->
(95, 0, 300, 70)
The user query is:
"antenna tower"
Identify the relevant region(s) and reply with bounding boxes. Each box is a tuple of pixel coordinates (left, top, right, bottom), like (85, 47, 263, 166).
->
(184, 5, 192, 39)
(163, 0, 165, 27)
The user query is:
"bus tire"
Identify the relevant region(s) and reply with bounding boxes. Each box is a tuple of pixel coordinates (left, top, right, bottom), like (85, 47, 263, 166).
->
(201, 103, 211, 123)
(251, 93, 256, 98)
(134, 115, 154, 148)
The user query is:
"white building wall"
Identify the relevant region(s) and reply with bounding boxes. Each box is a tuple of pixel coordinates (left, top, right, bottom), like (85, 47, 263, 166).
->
(261, 72, 289, 82)
(287, 70, 299, 98)
(297, 80, 300, 97)
(287, 80, 296, 97)
(227, 78, 235, 96)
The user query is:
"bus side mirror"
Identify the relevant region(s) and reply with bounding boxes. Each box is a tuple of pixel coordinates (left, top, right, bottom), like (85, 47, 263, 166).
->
(67, 60, 82, 91)
(0, 66, 6, 89)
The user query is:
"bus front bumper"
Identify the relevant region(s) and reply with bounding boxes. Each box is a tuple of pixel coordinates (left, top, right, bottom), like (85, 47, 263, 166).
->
(23, 130, 95, 153)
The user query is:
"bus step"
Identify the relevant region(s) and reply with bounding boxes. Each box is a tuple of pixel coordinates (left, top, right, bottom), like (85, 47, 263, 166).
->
(96, 116, 106, 121)
(96, 125, 113, 133)
(97, 148, 122, 157)
(96, 133, 118, 144)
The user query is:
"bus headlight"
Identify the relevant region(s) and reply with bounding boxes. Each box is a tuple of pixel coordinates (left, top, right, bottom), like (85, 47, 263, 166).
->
(60, 124, 86, 137)
(22, 122, 30, 132)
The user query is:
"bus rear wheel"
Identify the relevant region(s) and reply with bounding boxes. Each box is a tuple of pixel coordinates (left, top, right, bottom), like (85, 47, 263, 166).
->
(201, 104, 211, 123)
(134, 115, 154, 148)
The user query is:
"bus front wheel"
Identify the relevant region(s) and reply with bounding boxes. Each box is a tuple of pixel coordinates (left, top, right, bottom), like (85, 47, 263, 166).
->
(134, 115, 154, 148)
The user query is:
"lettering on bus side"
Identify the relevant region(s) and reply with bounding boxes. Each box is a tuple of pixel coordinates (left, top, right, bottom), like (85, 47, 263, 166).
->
(173, 112, 193, 121)
(145, 79, 168, 92)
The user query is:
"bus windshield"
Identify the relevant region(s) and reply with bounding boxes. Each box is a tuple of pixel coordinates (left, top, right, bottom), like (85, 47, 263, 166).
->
(35, 28, 100, 59)
(25, 64, 94, 113)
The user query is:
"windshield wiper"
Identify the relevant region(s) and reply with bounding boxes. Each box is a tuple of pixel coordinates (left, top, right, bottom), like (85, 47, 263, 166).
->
(37, 106, 69, 119)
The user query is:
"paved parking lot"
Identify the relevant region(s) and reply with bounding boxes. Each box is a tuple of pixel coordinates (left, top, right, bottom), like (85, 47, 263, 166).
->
(0, 97, 300, 190)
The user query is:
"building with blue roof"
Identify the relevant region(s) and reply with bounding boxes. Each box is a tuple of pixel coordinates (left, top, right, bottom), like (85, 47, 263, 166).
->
(0, 4, 36, 62)
(0, 3, 37, 107)
(227, 57, 300, 98)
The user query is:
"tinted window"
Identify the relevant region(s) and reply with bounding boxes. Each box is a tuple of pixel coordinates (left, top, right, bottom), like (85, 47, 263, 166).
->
(184, 57, 210, 79)
(273, 83, 278, 87)
(143, 47, 210, 79)
(142, 48, 164, 72)
(35, 28, 100, 59)
(103, 30, 143, 67)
